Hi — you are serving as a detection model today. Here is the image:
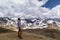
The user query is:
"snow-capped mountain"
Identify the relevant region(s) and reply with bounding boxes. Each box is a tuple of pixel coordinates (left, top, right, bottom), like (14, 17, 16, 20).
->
(0, 17, 15, 24)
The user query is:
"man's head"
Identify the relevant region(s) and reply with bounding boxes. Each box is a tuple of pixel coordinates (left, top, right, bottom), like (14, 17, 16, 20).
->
(18, 18, 21, 20)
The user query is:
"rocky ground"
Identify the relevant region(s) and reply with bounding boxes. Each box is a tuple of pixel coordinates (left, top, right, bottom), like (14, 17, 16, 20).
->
(0, 27, 56, 40)
(0, 24, 60, 40)
(24, 28, 60, 40)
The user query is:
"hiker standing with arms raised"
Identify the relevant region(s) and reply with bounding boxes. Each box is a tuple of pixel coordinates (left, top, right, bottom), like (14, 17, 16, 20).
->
(17, 18, 22, 39)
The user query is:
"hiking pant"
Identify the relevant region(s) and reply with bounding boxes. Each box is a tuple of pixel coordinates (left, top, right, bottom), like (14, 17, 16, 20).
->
(18, 28, 22, 38)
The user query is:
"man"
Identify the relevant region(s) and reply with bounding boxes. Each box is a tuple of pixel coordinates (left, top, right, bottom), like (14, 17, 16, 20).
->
(17, 18, 22, 39)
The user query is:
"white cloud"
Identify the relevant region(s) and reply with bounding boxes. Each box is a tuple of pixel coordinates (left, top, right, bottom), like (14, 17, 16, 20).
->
(0, 0, 49, 18)
(30, 0, 48, 7)
(0, 12, 4, 17)
(47, 5, 60, 18)
(1, 0, 60, 19)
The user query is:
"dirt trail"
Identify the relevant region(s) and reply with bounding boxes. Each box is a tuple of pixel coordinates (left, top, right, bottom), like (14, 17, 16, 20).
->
(0, 32, 56, 40)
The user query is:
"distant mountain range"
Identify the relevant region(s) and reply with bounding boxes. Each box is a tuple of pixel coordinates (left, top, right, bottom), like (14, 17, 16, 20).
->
(0, 17, 60, 23)
(0, 17, 15, 24)
(0, 17, 60, 29)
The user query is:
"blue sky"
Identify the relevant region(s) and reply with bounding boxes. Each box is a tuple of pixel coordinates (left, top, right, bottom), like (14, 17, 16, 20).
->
(42, 0, 60, 9)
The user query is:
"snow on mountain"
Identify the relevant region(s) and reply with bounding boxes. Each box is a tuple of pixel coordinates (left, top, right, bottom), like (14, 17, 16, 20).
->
(55, 21, 60, 27)
(47, 20, 54, 24)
